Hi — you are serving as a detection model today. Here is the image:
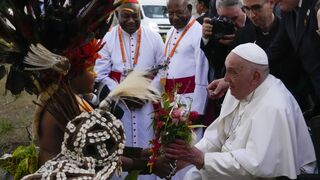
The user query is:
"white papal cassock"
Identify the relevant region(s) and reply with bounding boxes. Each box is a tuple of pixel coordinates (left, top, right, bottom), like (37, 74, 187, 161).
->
(94, 25, 165, 180)
(155, 18, 209, 180)
(185, 75, 316, 180)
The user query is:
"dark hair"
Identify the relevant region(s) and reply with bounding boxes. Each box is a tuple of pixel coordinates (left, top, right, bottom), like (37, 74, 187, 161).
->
(198, 0, 210, 8)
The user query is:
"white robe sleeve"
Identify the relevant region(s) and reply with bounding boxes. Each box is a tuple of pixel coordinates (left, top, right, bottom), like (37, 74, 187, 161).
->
(199, 105, 306, 179)
(94, 35, 118, 90)
(195, 118, 222, 152)
(191, 77, 316, 179)
(191, 35, 209, 114)
(231, 105, 305, 179)
(194, 116, 251, 178)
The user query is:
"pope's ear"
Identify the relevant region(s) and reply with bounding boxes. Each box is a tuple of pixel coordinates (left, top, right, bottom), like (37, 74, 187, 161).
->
(252, 71, 261, 85)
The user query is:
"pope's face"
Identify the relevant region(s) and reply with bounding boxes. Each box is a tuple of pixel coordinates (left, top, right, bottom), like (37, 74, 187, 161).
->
(276, 0, 299, 12)
(242, 0, 275, 28)
(118, 3, 141, 34)
(224, 53, 254, 100)
(168, 1, 192, 29)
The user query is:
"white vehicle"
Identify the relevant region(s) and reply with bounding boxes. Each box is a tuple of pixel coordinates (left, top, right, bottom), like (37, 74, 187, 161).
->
(139, 0, 171, 36)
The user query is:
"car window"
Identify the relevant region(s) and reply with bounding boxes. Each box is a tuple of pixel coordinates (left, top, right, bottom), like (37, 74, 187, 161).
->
(142, 5, 168, 18)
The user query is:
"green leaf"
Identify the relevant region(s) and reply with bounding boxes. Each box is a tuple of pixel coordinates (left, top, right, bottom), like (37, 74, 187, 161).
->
(12, 143, 37, 159)
(14, 158, 28, 180)
(0, 156, 18, 175)
(28, 156, 38, 174)
(124, 170, 141, 180)
(0, 143, 38, 180)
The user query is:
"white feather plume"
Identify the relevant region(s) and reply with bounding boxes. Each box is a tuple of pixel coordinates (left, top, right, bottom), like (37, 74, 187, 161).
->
(24, 43, 70, 75)
(100, 70, 160, 108)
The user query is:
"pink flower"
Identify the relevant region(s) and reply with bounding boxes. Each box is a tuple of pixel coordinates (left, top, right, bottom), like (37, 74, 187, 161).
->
(171, 108, 182, 119)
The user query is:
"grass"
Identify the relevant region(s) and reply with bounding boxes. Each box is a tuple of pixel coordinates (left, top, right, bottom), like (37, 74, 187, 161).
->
(0, 75, 35, 155)
(0, 119, 13, 135)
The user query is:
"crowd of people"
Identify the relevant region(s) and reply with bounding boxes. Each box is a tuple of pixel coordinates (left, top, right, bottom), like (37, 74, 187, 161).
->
(1, 0, 320, 179)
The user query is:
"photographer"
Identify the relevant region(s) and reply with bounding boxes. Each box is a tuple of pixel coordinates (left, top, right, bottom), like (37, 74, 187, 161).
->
(201, 0, 250, 126)
(207, 0, 319, 119)
(201, 0, 249, 82)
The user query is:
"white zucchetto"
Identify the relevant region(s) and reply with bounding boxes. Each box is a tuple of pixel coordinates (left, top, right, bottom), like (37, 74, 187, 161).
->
(231, 43, 268, 65)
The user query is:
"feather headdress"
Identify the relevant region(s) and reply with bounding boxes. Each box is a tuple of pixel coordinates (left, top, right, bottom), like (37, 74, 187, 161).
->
(0, 0, 125, 95)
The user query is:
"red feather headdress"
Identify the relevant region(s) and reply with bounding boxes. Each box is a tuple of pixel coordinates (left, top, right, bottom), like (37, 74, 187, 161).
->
(0, 0, 126, 95)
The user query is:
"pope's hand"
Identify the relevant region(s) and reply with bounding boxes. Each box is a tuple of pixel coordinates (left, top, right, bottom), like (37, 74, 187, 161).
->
(207, 78, 229, 100)
(164, 139, 204, 170)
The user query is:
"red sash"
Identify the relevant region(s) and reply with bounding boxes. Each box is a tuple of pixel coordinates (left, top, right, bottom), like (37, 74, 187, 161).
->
(109, 71, 121, 83)
(165, 76, 195, 94)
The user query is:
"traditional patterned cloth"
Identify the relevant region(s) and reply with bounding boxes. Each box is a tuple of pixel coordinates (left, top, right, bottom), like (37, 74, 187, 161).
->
(22, 110, 126, 180)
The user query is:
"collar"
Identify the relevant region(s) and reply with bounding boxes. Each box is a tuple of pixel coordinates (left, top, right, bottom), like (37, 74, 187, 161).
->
(240, 74, 273, 103)
(120, 25, 141, 36)
(240, 90, 254, 103)
(243, 15, 247, 27)
(293, 0, 303, 13)
(257, 14, 279, 35)
(200, 12, 206, 16)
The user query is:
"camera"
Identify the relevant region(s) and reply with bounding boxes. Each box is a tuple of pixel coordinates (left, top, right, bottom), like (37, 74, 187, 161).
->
(210, 16, 236, 40)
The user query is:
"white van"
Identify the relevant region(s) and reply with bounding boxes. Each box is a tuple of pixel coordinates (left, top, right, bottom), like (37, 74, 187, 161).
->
(139, 0, 171, 36)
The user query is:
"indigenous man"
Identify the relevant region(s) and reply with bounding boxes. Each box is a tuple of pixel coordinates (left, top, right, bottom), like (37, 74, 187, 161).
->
(156, 0, 209, 179)
(94, 0, 165, 179)
(164, 43, 316, 180)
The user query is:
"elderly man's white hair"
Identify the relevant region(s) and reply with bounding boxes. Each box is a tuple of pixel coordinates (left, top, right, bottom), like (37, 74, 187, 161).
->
(216, 0, 242, 8)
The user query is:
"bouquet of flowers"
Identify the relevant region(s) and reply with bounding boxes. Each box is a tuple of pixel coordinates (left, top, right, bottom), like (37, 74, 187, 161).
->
(147, 87, 204, 173)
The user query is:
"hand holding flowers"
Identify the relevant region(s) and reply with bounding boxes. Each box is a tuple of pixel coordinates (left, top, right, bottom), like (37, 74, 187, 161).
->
(147, 89, 205, 174)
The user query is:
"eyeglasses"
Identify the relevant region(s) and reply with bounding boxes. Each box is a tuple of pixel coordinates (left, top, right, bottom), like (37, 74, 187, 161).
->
(241, 1, 268, 14)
